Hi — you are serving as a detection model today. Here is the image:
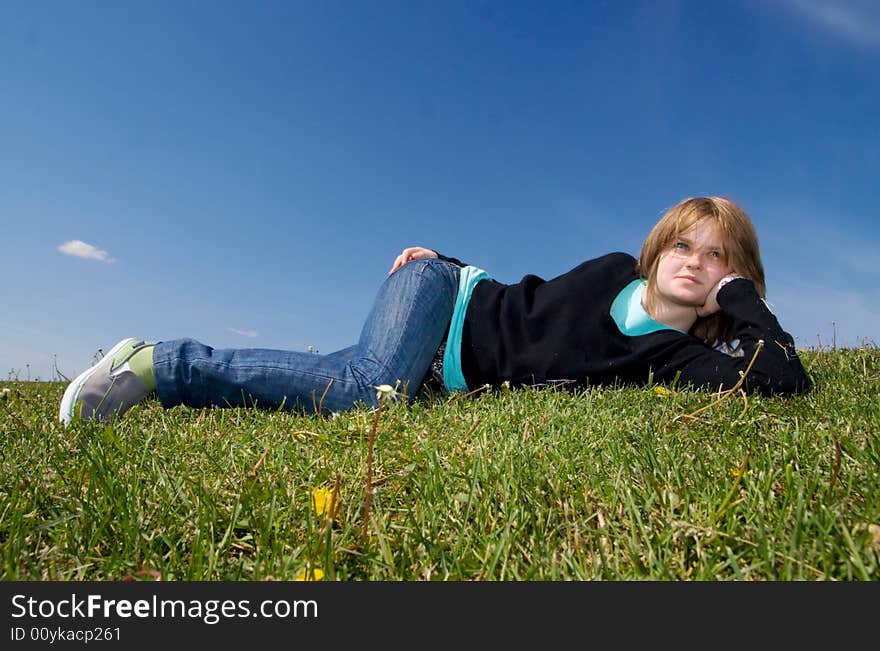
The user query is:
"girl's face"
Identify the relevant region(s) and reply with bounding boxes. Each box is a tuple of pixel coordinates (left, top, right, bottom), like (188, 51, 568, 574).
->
(655, 219, 733, 309)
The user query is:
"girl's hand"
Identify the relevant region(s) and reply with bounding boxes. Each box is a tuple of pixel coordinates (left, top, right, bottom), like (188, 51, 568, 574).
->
(696, 274, 744, 317)
(387, 246, 438, 275)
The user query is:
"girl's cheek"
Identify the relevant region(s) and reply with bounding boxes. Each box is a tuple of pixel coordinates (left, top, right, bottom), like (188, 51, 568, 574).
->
(696, 285, 712, 304)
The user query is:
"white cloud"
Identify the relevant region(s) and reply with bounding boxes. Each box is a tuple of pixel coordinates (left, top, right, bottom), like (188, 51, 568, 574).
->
(227, 327, 258, 338)
(57, 240, 115, 263)
(785, 0, 880, 48)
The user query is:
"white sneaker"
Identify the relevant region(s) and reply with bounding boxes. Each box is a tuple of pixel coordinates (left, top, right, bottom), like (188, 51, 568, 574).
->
(59, 338, 153, 425)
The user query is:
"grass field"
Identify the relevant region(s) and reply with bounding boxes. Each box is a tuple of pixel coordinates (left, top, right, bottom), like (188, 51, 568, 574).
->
(1, 348, 878, 581)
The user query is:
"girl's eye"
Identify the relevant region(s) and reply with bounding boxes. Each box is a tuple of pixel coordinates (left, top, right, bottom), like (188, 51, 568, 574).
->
(674, 242, 689, 251)
(709, 250, 721, 258)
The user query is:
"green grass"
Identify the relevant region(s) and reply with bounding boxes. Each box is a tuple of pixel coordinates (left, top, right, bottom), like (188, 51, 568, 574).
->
(1, 348, 878, 580)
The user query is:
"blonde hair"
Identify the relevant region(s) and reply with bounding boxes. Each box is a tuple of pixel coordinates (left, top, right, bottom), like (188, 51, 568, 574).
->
(636, 196, 766, 349)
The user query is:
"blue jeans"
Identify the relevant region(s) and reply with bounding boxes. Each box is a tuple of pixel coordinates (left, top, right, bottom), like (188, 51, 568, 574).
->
(153, 258, 461, 414)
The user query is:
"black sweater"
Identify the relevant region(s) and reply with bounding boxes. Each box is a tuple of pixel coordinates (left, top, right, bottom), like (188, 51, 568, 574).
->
(436, 251, 811, 396)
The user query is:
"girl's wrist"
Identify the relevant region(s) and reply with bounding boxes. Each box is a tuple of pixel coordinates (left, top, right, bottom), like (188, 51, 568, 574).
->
(717, 274, 745, 292)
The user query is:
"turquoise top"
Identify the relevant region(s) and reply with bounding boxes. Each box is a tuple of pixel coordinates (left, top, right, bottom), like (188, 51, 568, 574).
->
(609, 279, 684, 336)
(442, 265, 490, 392)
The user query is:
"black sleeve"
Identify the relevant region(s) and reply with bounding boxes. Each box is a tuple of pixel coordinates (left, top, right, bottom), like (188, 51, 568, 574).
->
(432, 251, 468, 267)
(670, 278, 812, 396)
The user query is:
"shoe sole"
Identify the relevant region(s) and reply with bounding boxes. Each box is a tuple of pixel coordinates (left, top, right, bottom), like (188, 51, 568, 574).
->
(59, 338, 138, 425)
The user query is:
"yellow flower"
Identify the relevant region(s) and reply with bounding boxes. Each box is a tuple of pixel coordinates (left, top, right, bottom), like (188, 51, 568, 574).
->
(312, 485, 341, 520)
(294, 568, 324, 581)
(653, 386, 672, 398)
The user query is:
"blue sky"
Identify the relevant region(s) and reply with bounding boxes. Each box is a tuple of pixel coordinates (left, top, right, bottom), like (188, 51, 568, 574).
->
(2, 0, 879, 381)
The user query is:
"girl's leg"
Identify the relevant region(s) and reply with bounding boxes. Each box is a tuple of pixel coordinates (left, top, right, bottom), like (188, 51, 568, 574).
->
(153, 259, 460, 414)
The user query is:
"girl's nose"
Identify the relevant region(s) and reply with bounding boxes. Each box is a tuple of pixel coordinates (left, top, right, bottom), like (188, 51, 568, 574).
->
(684, 252, 703, 267)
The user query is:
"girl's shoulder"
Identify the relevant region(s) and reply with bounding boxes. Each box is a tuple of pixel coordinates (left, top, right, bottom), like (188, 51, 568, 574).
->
(570, 251, 638, 275)
(603, 251, 638, 265)
(577, 251, 637, 265)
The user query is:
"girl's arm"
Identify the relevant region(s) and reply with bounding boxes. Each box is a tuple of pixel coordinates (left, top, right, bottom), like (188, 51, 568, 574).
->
(432, 251, 468, 267)
(669, 278, 812, 396)
(387, 247, 467, 275)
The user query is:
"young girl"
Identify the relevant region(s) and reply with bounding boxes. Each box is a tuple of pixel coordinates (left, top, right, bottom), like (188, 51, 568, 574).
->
(59, 196, 812, 425)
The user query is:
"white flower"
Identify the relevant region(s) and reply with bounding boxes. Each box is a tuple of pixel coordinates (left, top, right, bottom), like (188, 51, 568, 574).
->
(374, 383, 401, 402)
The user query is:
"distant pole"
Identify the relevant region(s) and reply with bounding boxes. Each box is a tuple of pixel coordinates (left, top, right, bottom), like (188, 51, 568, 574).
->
(26, 364, 30, 382)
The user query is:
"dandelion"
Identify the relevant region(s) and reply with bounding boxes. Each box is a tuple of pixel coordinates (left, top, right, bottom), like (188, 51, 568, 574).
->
(294, 568, 324, 582)
(374, 383, 401, 403)
(653, 386, 672, 398)
(362, 381, 401, 541)
(312, 485, 341, 520)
